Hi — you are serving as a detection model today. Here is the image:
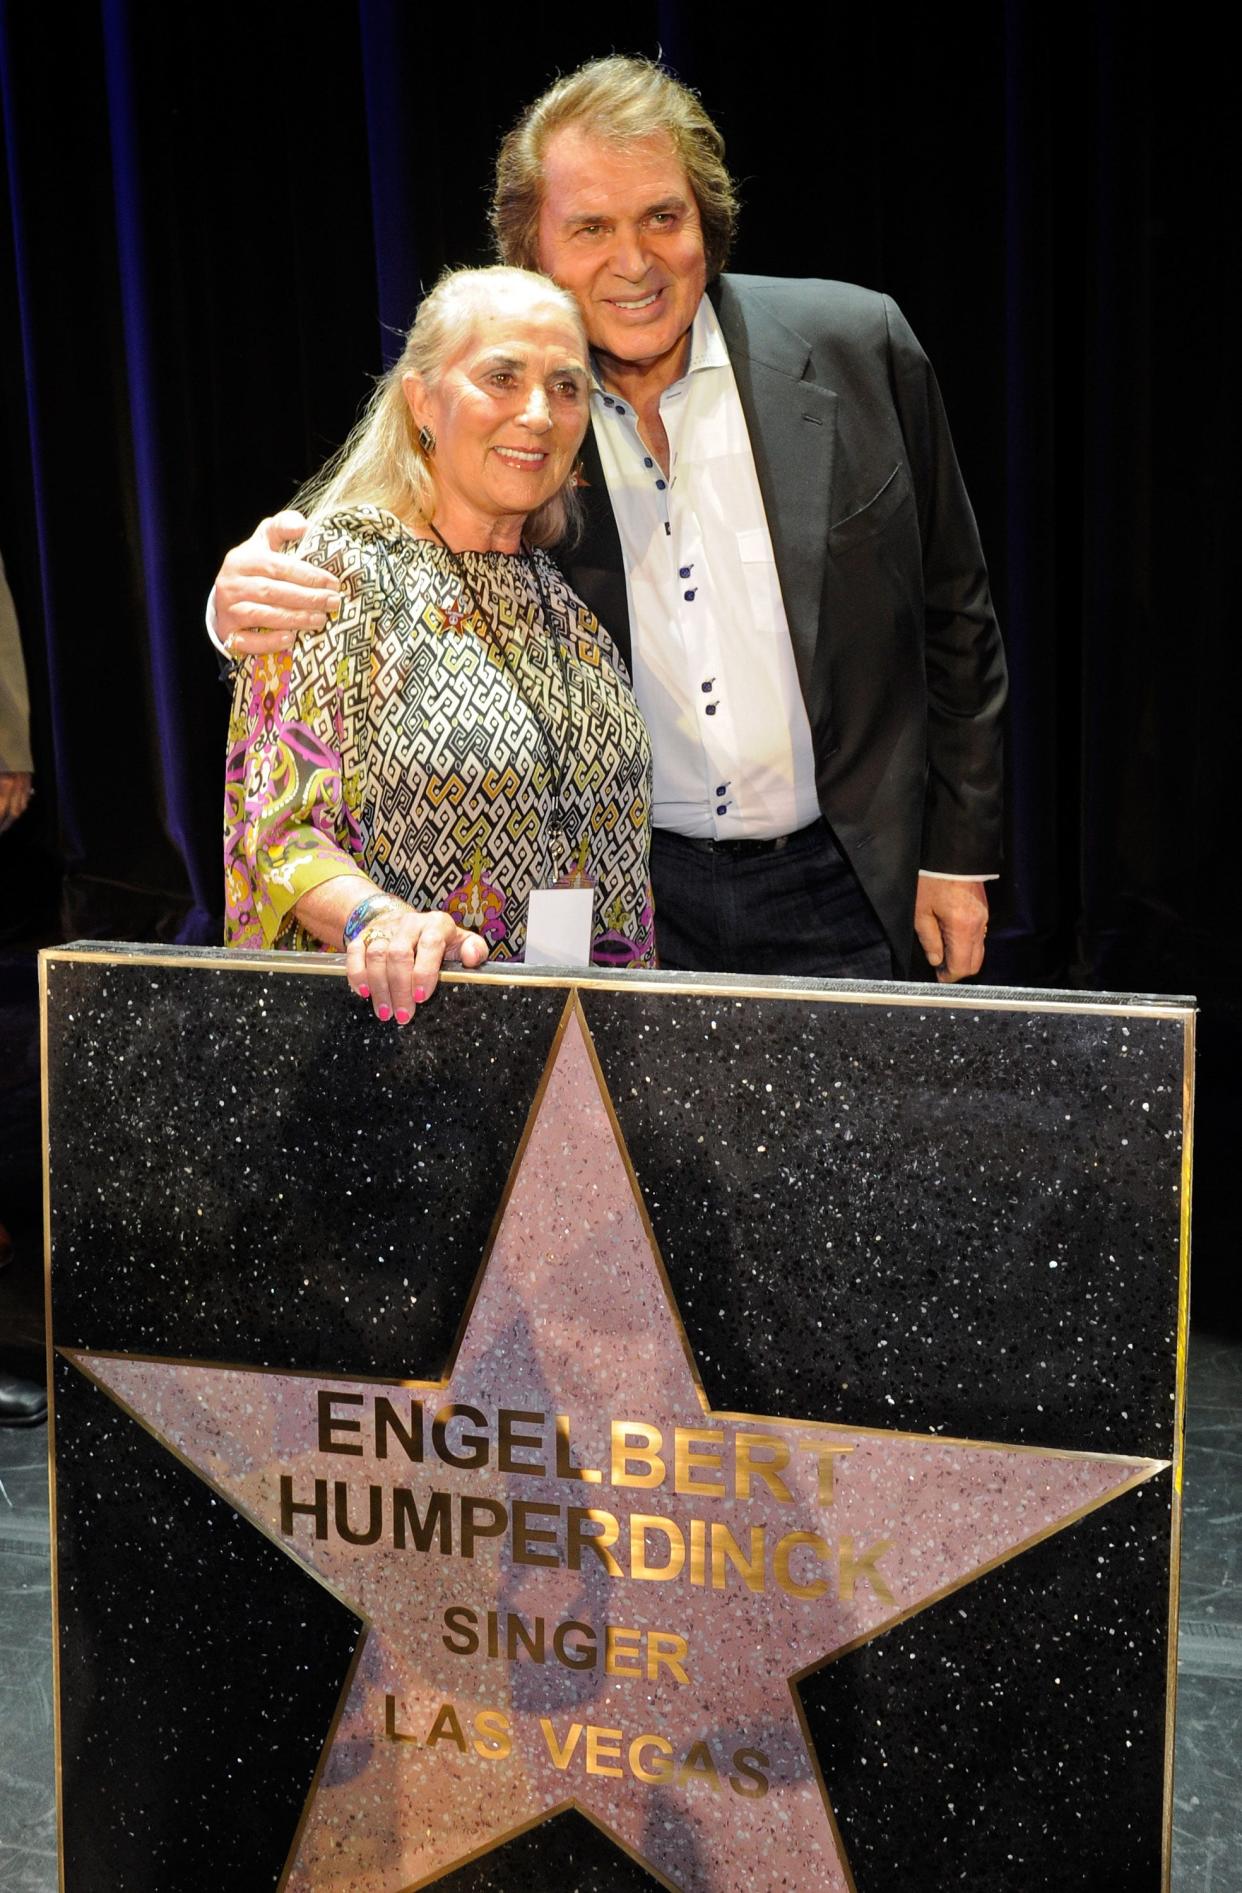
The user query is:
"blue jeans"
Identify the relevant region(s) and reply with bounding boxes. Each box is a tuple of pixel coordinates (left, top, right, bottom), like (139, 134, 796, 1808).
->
(650, 819, 894, 978)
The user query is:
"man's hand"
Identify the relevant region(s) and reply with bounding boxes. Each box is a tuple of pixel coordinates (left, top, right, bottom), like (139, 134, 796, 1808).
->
(0, 772, 33, 834)
(914, 875, 988, 983)
(214, 512, 341, 657)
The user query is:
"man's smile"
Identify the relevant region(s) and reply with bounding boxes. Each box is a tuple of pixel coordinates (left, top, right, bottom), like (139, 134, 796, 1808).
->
(606, 289, 663, 313)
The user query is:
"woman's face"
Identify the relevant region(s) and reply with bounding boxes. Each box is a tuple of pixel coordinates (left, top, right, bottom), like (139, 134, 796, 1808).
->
(404, 292, 590, 546)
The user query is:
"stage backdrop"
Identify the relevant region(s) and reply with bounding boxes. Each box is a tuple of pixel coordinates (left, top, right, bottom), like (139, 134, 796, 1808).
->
(1, 2, 1235, 1302)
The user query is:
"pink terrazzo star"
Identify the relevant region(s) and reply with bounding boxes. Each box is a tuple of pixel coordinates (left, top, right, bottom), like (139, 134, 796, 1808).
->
(69, 998, 1165, 1893)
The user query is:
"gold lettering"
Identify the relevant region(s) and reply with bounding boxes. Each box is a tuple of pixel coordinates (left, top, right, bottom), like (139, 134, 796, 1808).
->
(798, 1440, 854, 1505)
(566, 1507, 623, 1577)
(735, 1433, 793, 1502)
(506, 1614, 545, 1663)
(459, 1496, 507, 1559)
(540, 1719, 583, 1770)
(610, 1421, 665, 1489)
(710, 1523, 766, 1593)
(646, 1630, 690, 1685)
(374, 1396, 422, 1462)
(603, 1625, 642, 1678)
(497, 1408, 546, 1476)
(426, 1703, 467, 1752)
(774, 1530, 831, 1599)
(630, 1514, 685, 1581)
(431, 1404, 489, 1470)
(555, 1414, 602, 1483)
(317, 1390, 364, 1456)
(837, 1536, 895, 1603)
(730, 1747, 770, 1797)
(333, 1481, 382, 1547)
(279, 1475, 327, 1539)
(511, 1500, 560, 1567)
(689, 1517, 707, 1585)
(629, 1733, 674, 1783)
(676, 1740, 721, 1790)
(392, 1487, 450, 1553)
(383, 1694, 417, 1742)
(552, 1620, 596, 1670)
(674, 1428, 726, 1497)
(473, 1709, 511, 1758)
(585, 1725, 624, 1777)
(441, 1607, 477, 1656)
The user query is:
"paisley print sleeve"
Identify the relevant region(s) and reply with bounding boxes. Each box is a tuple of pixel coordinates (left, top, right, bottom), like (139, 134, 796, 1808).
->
(222, 517, 379, 949)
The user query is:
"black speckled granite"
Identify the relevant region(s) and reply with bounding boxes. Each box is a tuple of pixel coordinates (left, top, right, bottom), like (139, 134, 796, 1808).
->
(45, 946, 1191, 1893)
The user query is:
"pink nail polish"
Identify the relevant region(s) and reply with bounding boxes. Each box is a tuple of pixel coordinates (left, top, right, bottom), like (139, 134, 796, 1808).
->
(413, 987, 427, 1004)
(357, 985, 370, 999)
(377, 1004, 391, 1021)
(395, 1009, 411, 1025)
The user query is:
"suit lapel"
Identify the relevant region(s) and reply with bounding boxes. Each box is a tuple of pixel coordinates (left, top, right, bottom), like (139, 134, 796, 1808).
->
(710, 277, 838, 696)
(566, 279, 838, 689)
(565, 423, 632, 674)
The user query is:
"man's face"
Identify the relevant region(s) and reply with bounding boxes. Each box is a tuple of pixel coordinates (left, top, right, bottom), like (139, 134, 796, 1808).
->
(536, 127, 708, 384)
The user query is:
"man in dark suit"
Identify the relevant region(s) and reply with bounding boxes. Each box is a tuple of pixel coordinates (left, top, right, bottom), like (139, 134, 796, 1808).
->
(213, 57, 1005, 982)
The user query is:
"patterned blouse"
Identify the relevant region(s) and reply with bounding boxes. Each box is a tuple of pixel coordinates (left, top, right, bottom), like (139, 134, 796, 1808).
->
(223, 506, 655, 967)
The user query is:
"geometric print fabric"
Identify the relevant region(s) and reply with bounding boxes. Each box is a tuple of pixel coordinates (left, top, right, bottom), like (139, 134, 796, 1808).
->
(223, 506, 655, 965)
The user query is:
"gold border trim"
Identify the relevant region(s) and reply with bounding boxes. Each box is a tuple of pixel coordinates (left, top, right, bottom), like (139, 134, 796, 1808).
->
(39, 955, 66, 1893)
(39, 942, 1196, 1023)
(1161, 1011, 1195, 1891)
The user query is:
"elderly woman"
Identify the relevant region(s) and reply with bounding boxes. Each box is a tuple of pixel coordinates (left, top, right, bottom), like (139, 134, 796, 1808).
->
(224, 266, 654, 1021)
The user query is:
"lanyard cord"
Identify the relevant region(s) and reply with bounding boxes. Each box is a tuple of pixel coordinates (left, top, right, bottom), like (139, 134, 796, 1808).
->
(425, 525, 578, 838)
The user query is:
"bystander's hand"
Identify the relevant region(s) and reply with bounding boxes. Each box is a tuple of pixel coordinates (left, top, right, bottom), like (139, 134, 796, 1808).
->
(0, 771, 32, 834)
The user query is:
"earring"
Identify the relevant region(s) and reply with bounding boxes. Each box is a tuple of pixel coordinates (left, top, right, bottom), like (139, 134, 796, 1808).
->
(418, 425, 436, 456)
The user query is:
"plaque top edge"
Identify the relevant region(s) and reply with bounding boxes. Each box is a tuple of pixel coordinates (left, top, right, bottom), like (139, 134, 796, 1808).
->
(38, 941, 1197, 1017)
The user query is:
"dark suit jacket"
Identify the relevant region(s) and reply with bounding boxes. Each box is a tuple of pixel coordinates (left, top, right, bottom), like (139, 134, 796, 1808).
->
(561, 274, 1007, 970)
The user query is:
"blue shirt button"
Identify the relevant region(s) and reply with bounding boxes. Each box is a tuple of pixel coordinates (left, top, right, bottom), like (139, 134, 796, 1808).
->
(655, 479, 666, 490)
(705, 703, 717, 717)
(701, 681, 713, 693)
(716, 803, 727, 815)
(715, 784, 726, 796)
(679, 566, 691, 578)
(683, 589, 696, 602)
(643, 456, 653, 468)
(615, 404, 626, 416)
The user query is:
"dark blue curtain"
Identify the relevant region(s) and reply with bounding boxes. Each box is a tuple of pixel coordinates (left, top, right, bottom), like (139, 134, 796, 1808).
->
(1, 3, 1236, 1167)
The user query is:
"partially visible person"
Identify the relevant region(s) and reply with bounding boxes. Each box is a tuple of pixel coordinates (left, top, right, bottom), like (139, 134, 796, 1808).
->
(0, 550, 34, 836)
(224, 266, 655, 1021)
(0, 548, 45, 1425)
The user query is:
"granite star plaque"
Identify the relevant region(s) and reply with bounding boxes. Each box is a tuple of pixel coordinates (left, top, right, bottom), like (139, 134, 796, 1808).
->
(43, 948, 1192, 1891)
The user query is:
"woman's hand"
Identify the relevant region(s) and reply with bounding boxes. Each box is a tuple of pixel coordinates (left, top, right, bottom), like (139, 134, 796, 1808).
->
(345, 901, 489, 1023)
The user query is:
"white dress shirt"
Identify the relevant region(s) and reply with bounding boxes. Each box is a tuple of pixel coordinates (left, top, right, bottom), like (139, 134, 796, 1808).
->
(590, 299, 820, 841)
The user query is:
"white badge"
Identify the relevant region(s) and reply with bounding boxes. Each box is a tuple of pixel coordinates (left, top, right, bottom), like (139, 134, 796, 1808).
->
(525, 887, 594, 968)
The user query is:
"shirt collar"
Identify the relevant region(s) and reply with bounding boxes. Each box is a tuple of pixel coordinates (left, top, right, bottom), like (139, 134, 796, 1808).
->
(590, 295, 728, 404)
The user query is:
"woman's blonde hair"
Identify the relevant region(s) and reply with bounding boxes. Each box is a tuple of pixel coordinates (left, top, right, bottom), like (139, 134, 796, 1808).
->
(492, 55, 739, 280)
(294, 265, 587, 548)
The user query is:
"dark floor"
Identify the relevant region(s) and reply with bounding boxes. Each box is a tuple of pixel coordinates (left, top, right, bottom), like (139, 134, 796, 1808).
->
(1, 940, 1238, 1890)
